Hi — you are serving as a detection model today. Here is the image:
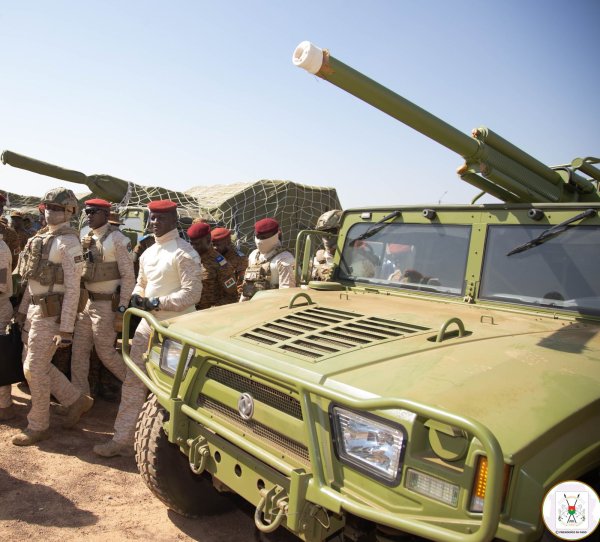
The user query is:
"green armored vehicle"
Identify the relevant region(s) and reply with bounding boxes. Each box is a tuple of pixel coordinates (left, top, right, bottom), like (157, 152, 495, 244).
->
(121, 42, 600, 542)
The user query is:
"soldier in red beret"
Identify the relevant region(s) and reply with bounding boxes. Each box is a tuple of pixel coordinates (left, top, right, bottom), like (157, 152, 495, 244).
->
(240, 217, 296, 301)
(70, 198, 136, 401)
(94, 199, 202, 458)
(211, 227, 248, 296)
(188, 222, 238, 309)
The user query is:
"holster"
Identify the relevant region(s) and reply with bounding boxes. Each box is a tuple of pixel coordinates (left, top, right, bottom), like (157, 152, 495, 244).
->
(36, 293, 63, 318)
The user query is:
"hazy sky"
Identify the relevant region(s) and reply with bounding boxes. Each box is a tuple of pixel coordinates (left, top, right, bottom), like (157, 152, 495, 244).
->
(1, 0, 598, 209)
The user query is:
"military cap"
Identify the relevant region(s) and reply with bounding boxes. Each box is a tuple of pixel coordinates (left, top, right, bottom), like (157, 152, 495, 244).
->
(10, 210, 23, 218)
(147, 199, 178, 213)
(188, 221, 211, 240)
(211, 227, 231, 241)
(41, 187, 79, 213)
(254, 218, 279, 236)
(316, 209, 343, 232)
(85, 198, 111, 209)
(108, 211, 123, 225)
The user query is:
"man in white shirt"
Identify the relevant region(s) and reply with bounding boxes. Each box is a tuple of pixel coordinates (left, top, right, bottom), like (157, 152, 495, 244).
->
(93, 199, 202, 458)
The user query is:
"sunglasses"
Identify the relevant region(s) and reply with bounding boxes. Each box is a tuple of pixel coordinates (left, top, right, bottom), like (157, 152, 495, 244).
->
(84, 208, 104, 216)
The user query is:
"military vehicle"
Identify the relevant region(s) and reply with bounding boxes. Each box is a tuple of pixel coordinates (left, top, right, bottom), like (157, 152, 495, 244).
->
(1, 150, 340, 252)
(120, 42, 600, 542)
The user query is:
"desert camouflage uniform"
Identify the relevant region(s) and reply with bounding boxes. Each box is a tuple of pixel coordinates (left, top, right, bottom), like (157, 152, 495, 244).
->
(197, 245, 238, 309)
(17, 223, 86, 431)
(0, 239, 14, 410)
(0, 221, 20, 269)
(112, 228, 202, 446)
(70, 224, 135, 395)
(240, 245, 295, 301)
(312, 248, 335, 281)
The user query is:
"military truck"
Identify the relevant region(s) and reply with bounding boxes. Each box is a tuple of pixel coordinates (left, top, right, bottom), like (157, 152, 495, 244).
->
(120, 42, 600, 542)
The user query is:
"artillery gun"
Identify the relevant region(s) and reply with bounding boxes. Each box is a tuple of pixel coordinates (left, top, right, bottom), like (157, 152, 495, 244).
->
(1, 149, 341, 251)
(118, 42, 600, 542)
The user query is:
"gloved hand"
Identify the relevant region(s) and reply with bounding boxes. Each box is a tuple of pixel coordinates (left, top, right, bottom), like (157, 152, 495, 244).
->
(52, 331, 73, 349)
(113, 313, 123, 333)
(129, 294, 145, 309)
(143, 297, 160, 311)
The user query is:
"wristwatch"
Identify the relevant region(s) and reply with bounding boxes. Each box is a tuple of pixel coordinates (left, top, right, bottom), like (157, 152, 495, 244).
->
(147, 297, 160, 311)
(117, 305, 127, 314)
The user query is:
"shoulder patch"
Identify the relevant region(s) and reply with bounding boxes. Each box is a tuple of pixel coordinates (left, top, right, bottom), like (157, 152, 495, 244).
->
(216, 254, 227, 266)
(224, 277, 236, 289)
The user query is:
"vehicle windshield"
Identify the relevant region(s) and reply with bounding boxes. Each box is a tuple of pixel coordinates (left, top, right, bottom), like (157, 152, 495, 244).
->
(480, 225, 600, 315)
(339, 223, 471, 295)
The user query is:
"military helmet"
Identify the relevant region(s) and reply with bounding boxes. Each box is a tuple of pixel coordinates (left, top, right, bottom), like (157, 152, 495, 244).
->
(41, 187, 79, 214)
(316, 209, 343, 232)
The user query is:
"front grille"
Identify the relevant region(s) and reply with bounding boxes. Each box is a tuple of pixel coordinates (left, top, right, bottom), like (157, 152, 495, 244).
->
(238, 306, 430, 361)
(206, 366, 302, 419)
(197, 396, 310, 465)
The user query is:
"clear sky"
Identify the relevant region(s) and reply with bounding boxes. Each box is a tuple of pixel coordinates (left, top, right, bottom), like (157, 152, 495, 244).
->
(1, 0, 598, 209)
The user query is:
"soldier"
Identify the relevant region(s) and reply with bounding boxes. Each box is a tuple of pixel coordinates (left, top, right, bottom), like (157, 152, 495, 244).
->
(187, 222, 238, 309)
(70, 199, 136, 396)
(240, 218, 296, 301)
(0, 237, 15, 420)
(93, 199, 202, 457)
(211, 227, 248, 296)
(312, 209, 342, 281)
(0, 194, 21, 269)
(10, 210, 31, 251)
(11, 187, 94, 446)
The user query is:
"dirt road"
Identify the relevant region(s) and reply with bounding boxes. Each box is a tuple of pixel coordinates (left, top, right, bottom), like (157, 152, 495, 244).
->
(0, 385, 298, 542)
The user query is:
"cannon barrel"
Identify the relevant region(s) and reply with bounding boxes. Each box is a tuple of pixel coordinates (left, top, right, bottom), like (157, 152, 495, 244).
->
(293, 41, 599, 203)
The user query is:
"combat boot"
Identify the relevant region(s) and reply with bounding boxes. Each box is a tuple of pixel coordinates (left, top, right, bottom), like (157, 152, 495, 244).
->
(62, 394, 94, 429)
(93, 439, 134, 458)
(0, 405, 16, 421)
(12, 428, 50, 446)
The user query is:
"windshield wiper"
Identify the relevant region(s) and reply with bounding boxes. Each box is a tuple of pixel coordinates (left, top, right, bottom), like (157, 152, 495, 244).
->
(338, 210, 401, 276)
(507, 208, 597, 256)
(350, 210, 402, 244)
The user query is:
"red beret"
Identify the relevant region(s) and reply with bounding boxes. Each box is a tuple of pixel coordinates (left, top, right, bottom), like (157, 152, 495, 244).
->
(148, 199, 178, 213)
(211, 227, 231, 241)
(255, 218, 279, 236)
(187, 221, 211, 240)
(85, 198, 111, 209)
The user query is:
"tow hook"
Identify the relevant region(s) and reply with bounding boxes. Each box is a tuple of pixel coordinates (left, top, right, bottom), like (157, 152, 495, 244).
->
(254, 486, 289, 533)
(187, 435, 210, 474)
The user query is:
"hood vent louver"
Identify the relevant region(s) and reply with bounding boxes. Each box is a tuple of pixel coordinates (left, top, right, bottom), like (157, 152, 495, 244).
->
(239, 306, 429, 362)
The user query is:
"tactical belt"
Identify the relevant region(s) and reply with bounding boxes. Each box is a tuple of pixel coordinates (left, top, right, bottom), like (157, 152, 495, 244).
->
(87, 291, 115, 301)
(30, 293, 63, 318)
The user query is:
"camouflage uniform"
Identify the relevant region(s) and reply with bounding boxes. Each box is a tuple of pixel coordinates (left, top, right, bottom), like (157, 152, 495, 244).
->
(0, 220, 20, 269)
(240, 245, 296, 301)
(70, 223, 136, 395)
(0, 239, 14, 413)
(223, 245, 248, 296)
(110, 228, 202, 448)
(197, 245, 238, 309)
(16, 222, 87, 432)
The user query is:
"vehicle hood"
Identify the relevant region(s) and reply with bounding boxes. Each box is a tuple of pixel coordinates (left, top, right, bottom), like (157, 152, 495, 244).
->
(166, 288, 600, 455)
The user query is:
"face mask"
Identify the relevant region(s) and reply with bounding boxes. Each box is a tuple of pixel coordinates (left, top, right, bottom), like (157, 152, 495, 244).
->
(45, 209, 67, 226)
(255, 233, 279, 255)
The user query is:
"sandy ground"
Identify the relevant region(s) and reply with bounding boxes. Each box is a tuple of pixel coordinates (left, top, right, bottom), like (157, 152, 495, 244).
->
(0, 384, 299, 542)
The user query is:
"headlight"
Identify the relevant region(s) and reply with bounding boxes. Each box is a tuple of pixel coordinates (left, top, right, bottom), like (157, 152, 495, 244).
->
(331, 406, 407, 485)
(159, 339, 195, 376)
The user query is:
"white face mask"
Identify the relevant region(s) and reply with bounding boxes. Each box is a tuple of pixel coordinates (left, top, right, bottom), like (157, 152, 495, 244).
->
(255, 233, 280, 255)
(45, 209, 67, 226)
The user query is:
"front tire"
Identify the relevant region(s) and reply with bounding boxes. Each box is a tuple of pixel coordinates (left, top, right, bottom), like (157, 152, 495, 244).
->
(134, 394, 228, 517)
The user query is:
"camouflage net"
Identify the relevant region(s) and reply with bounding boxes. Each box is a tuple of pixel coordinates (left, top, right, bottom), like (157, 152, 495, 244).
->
(119, 179, 341, 253)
